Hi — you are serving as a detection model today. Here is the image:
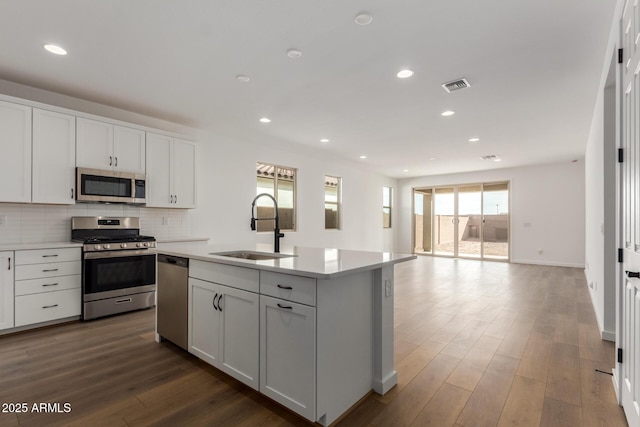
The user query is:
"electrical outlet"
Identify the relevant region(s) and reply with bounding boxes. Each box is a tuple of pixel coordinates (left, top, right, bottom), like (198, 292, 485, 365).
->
(589, 281, 594, 289)
(385, 280, 392, 297)
(0, 215, 7, 226)
(538, 248, 543, 255)
(162, 217, 169, 226)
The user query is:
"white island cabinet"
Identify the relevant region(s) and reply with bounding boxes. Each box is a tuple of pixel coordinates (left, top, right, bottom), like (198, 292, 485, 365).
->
(188, 260, 260, 390)
(156, 244, 415, 426)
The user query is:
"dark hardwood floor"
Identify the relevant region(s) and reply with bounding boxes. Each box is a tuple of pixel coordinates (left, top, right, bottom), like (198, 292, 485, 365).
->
(0, 257, 628, 426)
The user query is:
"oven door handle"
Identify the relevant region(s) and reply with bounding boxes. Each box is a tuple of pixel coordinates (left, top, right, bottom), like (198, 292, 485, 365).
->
(84, 250, 155, 259)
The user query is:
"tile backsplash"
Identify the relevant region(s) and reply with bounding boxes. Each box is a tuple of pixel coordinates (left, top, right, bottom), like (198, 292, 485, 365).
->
(0, 203, 190, 244)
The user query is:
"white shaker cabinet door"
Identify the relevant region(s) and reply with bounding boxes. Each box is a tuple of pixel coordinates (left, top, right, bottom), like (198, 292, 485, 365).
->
(145, 132, 173, 207)
(0, 252, 14, 331)
(173, 139, 196, 208)
(76, 117, 114, 170)
(0, 101, 31, 203)
(32, 109, 76, 204)
(218, 285, 259, 390)
(113, 125, 145, 174)
(260, 295, 316, 421)
(188, 278, 220, 366)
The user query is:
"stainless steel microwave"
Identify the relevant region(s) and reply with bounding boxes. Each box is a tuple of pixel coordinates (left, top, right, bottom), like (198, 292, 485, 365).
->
(76, 167, 146, 204)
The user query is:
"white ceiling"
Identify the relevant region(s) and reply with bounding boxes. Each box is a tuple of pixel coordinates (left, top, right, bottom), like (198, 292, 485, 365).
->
(0, 0, 619, 178)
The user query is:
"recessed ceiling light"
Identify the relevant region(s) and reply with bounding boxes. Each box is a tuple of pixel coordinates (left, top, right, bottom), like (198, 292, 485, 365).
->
(403, 169, 409, 172)
(259, 117, 271, 123)
(468, 137, 480, 142)
(320, 138, 329, 143)
(236, 75, 250, 83)
(44, 44, 67, 55)
(494, 158, 502, 162)
(441, 110, 455, 116)
(359, 155, 367, 159)
(428, 157, 438, 161)
(287, 48, 302, 59)
(354, 12, 374, 26)
(397, 69, 414, 79)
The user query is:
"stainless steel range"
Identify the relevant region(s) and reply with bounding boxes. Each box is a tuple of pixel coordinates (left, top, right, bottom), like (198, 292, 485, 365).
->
(71, 216, 156, 320)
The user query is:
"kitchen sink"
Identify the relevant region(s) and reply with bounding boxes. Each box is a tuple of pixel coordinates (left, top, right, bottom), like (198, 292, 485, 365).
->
(210, 250, 296, 261)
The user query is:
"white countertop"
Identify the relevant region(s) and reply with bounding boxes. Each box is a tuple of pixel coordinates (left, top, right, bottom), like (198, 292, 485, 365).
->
(0, 242, 83, 251)
(155, 243, 416, 279)
(156, 237, 210, 244)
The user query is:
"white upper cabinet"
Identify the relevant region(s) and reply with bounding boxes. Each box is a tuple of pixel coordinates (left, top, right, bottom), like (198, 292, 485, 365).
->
(77, 118, 145, 174)
(113, 126, 146, 174)
(32, 109, 76, 204)
(0, 101, 31, 203)
(146, 133, 196, 208)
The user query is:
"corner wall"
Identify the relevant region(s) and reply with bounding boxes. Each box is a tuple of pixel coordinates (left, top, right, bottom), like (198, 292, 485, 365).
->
(396, 161, 586, 268)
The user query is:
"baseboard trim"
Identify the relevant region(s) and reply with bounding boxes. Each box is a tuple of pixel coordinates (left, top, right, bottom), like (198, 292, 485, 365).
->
(511, 259, 585, 268)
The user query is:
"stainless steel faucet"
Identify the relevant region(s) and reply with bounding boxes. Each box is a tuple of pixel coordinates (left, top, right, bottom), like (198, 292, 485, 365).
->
(251, 193, 285, 253)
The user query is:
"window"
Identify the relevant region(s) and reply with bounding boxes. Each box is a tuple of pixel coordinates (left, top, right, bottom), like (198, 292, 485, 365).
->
(256, 162, 296, 231)
(325, 175, 341, 229)
(383, 186, 392, 228)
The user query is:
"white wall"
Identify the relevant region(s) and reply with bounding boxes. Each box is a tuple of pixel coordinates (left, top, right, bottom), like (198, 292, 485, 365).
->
(190, 134, 397, 252)
(396, 161, 586, 268)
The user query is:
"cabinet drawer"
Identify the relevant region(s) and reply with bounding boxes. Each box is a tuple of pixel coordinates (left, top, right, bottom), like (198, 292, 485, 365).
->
(15, 248, 80, 265)
(15, 261, 81, 281)
(15, 288, 81, 327)
(15, 274, 81, 296)
(260, 271, 316, 306)
(189, 260, 259, 293)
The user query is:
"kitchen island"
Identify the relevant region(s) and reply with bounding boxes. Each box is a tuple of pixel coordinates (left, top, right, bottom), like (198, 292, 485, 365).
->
(155, 243, 415, 426)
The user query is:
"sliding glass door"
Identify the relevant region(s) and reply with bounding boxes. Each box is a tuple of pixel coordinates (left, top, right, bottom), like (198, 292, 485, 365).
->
(413, 182, 509, 261)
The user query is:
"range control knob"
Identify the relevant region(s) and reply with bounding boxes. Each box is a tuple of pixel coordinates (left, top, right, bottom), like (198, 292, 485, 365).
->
(93, 245, 102, 250)
(120, 243, 127, 248)
(136, 243, 143, 248)
(103, 244, 111, 249)
(144, 242, 150, 247)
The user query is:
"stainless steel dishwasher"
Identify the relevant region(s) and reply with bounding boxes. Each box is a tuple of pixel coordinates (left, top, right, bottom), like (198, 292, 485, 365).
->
(157, 254, 189, 350)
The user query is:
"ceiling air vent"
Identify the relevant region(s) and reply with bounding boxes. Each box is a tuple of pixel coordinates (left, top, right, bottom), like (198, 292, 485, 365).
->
(481, 154, 499, 161)
(442, 78, 471, 93)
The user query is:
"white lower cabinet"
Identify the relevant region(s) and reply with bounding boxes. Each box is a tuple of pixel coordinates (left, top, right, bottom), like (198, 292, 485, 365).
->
(13, 248, 81, 327)
(260, 294, 316, 421)
(0, 252, 14, 331)
(188, 275, 259, 390)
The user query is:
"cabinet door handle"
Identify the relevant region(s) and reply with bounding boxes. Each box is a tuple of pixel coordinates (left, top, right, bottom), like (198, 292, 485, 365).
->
(175, 195, 177, 204)
(42, 268, 59, 272)
(212, 294, 219, 311)
(115, 298, 132, 304)
(170, 195, 174, 204)
(625, 270, 640, 279)
(277, 284, 293, 290)
(42, 283, 59, 287)
(114, 157, 118, 167)
(7, 258, 10, 271)
(109, 156, 113, 166)
(42, 254, 58, 258)
(71, 188, 74, 199)
(218, 295, 223, 312)
(277, 303, 293, 310)
(42, 304, 59, 309)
